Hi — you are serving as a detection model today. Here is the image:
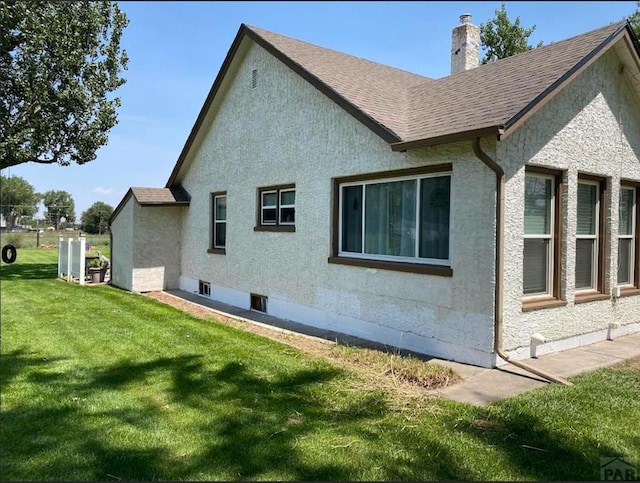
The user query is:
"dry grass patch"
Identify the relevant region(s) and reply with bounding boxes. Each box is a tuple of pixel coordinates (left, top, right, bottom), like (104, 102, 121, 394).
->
(329, 343, 460, 390)
(143, 291, 461, 410)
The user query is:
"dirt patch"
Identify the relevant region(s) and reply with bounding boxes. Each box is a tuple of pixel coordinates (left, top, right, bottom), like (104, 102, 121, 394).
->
(144, 291, 460, 408)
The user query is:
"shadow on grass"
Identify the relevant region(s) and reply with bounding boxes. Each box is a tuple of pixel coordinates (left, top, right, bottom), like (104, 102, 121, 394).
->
(0, 262, 58, 280)
(2, 349, 635, 480)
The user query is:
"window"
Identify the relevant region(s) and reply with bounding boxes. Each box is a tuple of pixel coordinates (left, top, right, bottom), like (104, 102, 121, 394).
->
(575, 177, 605, 297)
(255, 184, 295, 232)
(209, 191, 226, 253)
(198, 280, 211, 296)
(330, 165, 452, 276)
(522, 168, 563, 306)
(618, 185, 638, 289)
(250, 293, 267, 313)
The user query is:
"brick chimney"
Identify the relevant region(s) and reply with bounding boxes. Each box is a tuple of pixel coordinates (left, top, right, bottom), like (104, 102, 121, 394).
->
(450, 13, 480, 75)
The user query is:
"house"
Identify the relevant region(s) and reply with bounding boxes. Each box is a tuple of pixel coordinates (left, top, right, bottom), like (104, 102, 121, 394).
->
(110, 15, 640, 369)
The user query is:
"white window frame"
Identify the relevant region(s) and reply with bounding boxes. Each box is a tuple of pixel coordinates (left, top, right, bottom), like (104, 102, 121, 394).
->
(260, 190, 278, 226)
(618, 186, 637, 288)
(337, 171, 451, 266)
(279, 188, 295, 226)
(213, 193, 226, 249)
(523, 172, 555, 300)
(575, 179, 600, 293)
(258, 185, 296, 227)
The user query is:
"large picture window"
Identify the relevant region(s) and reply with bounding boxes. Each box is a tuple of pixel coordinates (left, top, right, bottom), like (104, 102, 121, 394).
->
(618, 185, 638, 289)
(336, 167, 451, 268)
(522, 168, 563, 305)
(575, 176, 605, 298)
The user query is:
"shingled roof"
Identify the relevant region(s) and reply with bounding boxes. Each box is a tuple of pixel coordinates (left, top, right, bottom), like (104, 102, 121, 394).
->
(131, 187, 191, 205)
(109, 187, 190, 225)
(166, 19, 638, 186)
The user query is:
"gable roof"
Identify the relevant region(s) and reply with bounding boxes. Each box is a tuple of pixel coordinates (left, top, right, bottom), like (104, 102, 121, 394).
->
(397, 20, 636, 149)
(131, 187, 191, 205)
(166, 20, 639, 186)
(109, 187, 190, 225)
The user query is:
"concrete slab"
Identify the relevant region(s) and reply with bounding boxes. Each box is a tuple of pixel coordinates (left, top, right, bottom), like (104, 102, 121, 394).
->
(160, 290, 640, 407)
(436, 333, 640, 406)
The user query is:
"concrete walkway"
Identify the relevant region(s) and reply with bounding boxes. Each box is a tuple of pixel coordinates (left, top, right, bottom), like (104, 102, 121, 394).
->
(164, 290, 640, 407)
(434, 332, 640, 406)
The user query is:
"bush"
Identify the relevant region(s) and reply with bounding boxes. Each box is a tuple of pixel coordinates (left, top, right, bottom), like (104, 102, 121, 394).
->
(3, 233, 25, 248)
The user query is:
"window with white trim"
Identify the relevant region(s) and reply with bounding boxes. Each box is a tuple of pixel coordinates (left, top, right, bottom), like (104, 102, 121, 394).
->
(575, 180, 601, 292)
(257, 184, 295, 230)
(618, 186, 637, 287)
(338, 172, 451, 265)
(523, 172, 556, 297)
(211, 192, 226, 251)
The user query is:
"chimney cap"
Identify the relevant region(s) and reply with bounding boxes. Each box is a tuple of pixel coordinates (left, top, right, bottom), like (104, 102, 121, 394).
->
(459, 13, 473, 25)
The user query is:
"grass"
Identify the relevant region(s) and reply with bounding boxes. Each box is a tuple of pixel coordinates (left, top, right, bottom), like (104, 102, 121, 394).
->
(2, 248, 639, 481)
(329, 344, 460, 390)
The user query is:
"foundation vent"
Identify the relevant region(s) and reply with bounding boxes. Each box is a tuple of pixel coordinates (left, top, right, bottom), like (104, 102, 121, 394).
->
(250, 293, 267, 313)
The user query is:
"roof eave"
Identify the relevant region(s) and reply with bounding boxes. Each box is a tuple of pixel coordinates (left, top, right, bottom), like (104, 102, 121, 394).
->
(108, 188, 134, 225)
(245, 29, 402, 145)
(165, 24, 403, 188)
(500, 22, 631, 141)
(390, 126, 501, 151)
(165, 24, 250, 188)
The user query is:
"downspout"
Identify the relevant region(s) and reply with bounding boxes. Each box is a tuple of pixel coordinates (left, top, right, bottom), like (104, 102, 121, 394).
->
(472, 137, 572, 386)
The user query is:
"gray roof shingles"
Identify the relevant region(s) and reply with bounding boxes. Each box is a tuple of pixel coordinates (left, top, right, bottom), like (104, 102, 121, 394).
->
(246, 21, 629, 146)
(131, 187, 190, 205)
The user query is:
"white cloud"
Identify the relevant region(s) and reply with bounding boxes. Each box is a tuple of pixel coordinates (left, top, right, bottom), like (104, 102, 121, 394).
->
(93, 187, 114, 195)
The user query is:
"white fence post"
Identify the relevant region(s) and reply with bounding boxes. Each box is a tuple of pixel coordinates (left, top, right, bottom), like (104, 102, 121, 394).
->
(58, 236, 64, 278)
(66, 238, 72, 282)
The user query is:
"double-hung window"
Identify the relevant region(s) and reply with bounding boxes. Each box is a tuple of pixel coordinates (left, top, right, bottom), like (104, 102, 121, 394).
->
(255, 184, 295, 232)
(523, 168, 563, 303)
(209, 191, 226, 253)
(618, 185, 638, 289)
(331, 165, 452, 275)
(575, 177, 605, 297)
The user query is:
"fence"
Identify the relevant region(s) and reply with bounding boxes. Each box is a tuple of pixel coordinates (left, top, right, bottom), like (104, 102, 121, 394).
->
(58, 236, 87, 285)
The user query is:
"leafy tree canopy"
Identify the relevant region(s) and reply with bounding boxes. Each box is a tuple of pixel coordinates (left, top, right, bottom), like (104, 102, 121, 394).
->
(0, 175, 40, 228)
(0, 1, 128, 170)
(480, 2, 543, 64)
(81, 201, 113, 234)
(42, 190, 75, 228)
(630, 1, 640, 38)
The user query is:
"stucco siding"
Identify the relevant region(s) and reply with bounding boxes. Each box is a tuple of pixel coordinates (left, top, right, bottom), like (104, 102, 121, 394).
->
(110, 196, 134, 291)
(178, 40, 498, 366)
(498, 48, 640, 358)
(131, 204, 183, 292)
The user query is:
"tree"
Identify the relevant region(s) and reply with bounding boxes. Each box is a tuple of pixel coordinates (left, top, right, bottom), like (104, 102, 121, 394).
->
(630, 1, 640, 38)
(0, 1, 128, 170)
(81, 201, 113, 234)
(42, 190, 75, 229)
(480, 3, 543, 64)
(0, 175, 40, 228)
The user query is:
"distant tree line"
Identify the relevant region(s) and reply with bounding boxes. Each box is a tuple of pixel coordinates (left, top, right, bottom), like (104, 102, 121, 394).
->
(0, 174, 112, 233)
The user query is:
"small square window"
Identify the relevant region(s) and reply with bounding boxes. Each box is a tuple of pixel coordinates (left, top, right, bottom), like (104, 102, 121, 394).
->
(256, 184, 295, 232)
(250, 293, 267, 313)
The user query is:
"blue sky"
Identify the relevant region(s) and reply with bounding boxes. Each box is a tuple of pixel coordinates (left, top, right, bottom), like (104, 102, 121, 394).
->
(6, 1, 638, 219)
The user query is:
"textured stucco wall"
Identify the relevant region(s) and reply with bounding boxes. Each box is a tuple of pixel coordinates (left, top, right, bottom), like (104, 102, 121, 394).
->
(110, 196, 134, 291)
(131, 204, 182, 292)
(177, 38, 498, 366)
(498, 47, 640, 358)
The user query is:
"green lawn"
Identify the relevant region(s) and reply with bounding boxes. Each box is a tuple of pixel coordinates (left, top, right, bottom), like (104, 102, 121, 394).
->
(2, 249, 639, 481)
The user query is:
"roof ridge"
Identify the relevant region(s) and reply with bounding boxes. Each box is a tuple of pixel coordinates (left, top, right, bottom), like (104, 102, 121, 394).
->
(442, 19, 627, 80)
(244, 24, 431, 84)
